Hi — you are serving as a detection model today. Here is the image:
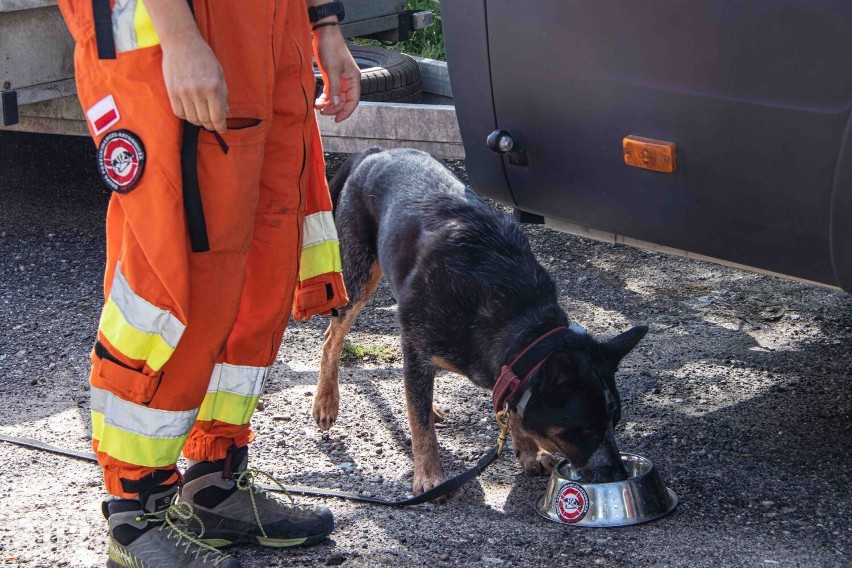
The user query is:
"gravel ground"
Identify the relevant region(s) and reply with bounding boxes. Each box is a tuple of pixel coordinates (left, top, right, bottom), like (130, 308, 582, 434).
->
(0, 131, 850, 567)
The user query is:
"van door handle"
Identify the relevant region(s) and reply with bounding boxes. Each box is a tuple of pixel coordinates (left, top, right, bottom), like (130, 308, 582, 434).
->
(486, 129, 528, 166)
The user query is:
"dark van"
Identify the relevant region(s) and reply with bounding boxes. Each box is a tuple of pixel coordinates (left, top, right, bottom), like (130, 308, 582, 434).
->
(442, 0, 852, 293)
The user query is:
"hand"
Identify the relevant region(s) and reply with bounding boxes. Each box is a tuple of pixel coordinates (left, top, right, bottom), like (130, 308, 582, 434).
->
(161, 34, 229, 133)
(313, 26, 360, 122)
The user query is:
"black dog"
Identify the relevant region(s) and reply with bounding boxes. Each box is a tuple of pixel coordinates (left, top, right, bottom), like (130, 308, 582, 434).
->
(312, 148, 647, 495)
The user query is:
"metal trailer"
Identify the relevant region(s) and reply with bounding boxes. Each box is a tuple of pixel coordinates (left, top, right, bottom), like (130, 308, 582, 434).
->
(0, 0, 463, 159)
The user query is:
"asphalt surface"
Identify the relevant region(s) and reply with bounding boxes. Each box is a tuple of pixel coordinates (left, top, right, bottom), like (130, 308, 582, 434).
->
(0, 131, 850, 567)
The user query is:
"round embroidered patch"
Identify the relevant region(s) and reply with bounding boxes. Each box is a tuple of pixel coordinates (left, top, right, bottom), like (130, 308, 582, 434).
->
(97, 130, 145, 193)
(555, 482, 590, 524)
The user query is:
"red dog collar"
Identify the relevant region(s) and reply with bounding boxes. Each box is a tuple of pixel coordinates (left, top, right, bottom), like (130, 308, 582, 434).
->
(492, 326, 578, 414)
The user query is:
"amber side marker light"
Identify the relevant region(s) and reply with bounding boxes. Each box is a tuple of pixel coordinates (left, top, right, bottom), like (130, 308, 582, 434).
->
(623, 135, 677, 173)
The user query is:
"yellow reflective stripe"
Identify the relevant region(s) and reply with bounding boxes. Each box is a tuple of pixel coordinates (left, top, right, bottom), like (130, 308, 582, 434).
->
(92, 409, 103, 442)
(113, 0, 159, 53)
(302, 211, 338, 248)
(196, 391, 259, 426)
(100, 263, 184, 371)
(92, 411, 189, 467)
(99, 299, 175, 371)
(111, 265, 184, 347)
(299, 240, 342, 282)
(134, 0, 159, 48)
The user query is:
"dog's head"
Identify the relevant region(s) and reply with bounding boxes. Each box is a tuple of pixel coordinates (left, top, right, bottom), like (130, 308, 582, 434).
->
(512, 325, 648, 483)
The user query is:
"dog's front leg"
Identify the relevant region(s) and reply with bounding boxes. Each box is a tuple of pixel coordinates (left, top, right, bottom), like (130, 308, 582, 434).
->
(314, 262, 384, 431)
(313, 316, 354, 430)
(509, 412, 558, 476)
(402, 344, 445, 496)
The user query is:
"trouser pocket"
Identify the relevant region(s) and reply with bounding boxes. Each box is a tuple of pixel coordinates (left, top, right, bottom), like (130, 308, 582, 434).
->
(193, 120, 269, 253)
(90, 342, 161, 405)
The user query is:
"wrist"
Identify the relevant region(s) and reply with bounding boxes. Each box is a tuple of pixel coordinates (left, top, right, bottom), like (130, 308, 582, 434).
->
(142, 0, 202, 47)
(314, 14, 338, 25)
(159, 29, 206, 52)
(312, 20, 341, 32)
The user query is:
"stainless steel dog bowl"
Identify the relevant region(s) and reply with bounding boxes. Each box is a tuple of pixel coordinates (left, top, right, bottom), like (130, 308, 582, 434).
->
(535, 453, 677, 527)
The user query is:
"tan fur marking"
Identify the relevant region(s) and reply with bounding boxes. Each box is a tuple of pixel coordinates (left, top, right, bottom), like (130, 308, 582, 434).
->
(312, 263, 383, 431)
(430, 356, 464, 375)
(509, 412, 559, 476)
(407, 394, 446, 496)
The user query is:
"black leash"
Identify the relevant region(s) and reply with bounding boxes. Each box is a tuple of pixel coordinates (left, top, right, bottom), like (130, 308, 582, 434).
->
(0, 432, 501, 507)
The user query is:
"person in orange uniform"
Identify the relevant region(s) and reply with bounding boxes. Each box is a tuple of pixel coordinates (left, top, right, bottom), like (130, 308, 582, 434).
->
(57, 0, 359, 565)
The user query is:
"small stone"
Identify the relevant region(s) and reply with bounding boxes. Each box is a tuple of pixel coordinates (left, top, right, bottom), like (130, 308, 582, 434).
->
(30, 379, 38, 386)
(325, 553, 346, 566)
(255, 400, 265, 411)
(440, 553, 450, 562)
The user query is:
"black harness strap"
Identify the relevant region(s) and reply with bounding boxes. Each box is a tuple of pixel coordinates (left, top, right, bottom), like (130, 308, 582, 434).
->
(92, 0, 116, 59)
(180, 122, 210, 252)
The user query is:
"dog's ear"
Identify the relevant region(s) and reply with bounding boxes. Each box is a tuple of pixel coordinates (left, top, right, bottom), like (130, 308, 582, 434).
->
(536, 350, 578, 400)
(602, 325, 648, 365)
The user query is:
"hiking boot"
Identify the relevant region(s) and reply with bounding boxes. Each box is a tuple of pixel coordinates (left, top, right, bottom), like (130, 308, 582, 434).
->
(104, 483, 241, 568)
(181, 446, 333, 548)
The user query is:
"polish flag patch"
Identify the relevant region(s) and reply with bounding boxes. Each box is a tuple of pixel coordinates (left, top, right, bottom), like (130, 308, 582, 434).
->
(86, 95, 120, 136)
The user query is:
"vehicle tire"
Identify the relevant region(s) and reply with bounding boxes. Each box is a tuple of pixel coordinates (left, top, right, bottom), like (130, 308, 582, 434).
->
(314, 45, 422, 104)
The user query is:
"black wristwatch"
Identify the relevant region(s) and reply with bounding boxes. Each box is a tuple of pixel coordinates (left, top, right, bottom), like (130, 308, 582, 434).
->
(308, 1, 345, 23)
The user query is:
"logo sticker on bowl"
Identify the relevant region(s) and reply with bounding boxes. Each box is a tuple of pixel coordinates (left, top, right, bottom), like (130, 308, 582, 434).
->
(555, 482, 589, 523)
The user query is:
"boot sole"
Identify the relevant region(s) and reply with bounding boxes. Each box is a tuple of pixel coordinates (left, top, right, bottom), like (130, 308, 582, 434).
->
(201, 530, 330, 549)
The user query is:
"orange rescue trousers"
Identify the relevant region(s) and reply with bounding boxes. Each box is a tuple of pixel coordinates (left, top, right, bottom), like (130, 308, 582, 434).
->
(58, 0, 347, 498)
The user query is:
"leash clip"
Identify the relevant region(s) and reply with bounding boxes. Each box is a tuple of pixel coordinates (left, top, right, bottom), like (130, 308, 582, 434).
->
(495, 407, 511, 456)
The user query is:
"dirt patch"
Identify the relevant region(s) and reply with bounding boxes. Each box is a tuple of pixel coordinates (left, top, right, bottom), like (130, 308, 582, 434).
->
(0, 132, 849, 567)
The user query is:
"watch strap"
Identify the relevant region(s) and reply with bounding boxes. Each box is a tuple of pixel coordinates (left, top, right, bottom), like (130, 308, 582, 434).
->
(308, 2, 345, 23)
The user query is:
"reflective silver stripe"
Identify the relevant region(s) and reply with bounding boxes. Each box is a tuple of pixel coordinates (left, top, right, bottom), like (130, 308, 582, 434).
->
(111, 263, 185, 349)
(207, 363, 270, 397)
(569, 323, 587, 335)
(90, 386, 198, 439)
(112, 0, 139, 53)
(302, 211, 339, 249)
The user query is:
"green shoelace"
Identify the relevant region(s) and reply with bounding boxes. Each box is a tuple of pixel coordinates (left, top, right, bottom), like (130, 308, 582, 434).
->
(233, 468, 314, 539)
(137, 499, 232, 566)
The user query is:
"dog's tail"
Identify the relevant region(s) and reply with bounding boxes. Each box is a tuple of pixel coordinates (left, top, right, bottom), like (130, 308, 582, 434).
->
(328, 147, 384, 212)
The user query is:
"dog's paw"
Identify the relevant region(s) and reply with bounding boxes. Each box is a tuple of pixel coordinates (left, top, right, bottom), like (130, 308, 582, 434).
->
(516, 450, 558, 476)
(311, 391, 339, 431)
(412, 469, 446, 499)
(432, 403, 449, 423)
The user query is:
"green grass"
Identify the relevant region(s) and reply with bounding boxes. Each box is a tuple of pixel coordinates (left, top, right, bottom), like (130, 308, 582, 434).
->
(340, 339, 400, 365)
(354, 0, 445, 60)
